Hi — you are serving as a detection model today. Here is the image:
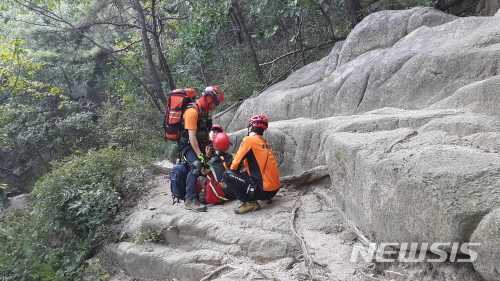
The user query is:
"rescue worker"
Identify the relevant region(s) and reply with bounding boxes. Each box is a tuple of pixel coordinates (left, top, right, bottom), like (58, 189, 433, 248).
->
(222, 114, 280, 214)
(178, 86, 224, 211)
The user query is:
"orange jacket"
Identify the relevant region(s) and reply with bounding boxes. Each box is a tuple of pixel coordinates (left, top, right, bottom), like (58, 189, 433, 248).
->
(230, 134, 280, 191)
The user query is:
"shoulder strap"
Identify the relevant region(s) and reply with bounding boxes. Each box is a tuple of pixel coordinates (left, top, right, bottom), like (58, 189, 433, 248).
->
(187, 102, 208, 118)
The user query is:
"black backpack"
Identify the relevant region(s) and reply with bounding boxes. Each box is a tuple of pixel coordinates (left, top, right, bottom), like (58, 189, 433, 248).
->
(169, 162, 189, 204)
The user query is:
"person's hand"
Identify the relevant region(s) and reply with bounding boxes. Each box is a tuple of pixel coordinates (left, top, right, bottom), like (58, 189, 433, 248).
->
(197, 153, 210, 167)
(205, 145, 214, 157)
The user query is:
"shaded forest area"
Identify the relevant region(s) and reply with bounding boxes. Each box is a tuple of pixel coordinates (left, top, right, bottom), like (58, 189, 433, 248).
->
(0, 0, 487, 280)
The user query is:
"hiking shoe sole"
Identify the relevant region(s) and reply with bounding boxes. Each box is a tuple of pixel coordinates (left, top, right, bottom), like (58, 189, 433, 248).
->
(184, 205, 207, 212)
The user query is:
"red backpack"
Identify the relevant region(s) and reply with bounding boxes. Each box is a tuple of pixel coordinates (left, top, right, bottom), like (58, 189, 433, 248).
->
(204, 171, 233, 204)
(163, 88, 197, 140)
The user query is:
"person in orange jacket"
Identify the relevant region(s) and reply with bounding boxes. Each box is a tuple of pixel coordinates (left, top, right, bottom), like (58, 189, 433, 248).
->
(222, 114, 280, 214)
(178, 86, 224, 212)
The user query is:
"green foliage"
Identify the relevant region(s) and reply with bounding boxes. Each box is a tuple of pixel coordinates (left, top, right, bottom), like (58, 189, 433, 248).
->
(0, 1, 444, 280)
(80, 258, 110, 281)
(132, 229, 166, 245)
(220, 62, 264, 102)
(95, 93, 169, 157)
(0, 37, 64, 105)
(0, 183, 7, 201)
(1, 99, 101, 187)
(0, 148, 149, 281)
(31, 149, 149, 232)
(180, 0, 230, 65)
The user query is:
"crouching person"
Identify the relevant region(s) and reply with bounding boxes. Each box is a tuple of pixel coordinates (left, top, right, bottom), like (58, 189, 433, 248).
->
(222, 114, 280, 214)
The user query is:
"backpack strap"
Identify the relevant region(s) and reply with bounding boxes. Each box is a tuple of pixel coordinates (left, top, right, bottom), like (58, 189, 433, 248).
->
(186, 102, 208, 118)
(181, 102, 210, 139)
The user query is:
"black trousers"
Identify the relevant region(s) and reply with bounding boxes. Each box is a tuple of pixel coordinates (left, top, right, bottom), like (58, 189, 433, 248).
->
(222, 170, 278, 202)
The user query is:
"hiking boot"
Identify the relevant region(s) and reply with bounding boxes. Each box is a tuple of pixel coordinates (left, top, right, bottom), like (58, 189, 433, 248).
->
(184, 197, 207, 212)
(198, 190, 206, 205)
(234, 200, 261, 214)
(262, 199, 273, 204)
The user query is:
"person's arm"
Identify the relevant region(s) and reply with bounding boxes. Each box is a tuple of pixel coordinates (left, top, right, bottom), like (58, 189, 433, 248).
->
(188, 129, 202, 155)
(230, 137, 250, 170)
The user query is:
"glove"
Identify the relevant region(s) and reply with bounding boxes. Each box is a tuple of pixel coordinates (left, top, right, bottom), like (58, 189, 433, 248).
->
(197, 153, 210, 167)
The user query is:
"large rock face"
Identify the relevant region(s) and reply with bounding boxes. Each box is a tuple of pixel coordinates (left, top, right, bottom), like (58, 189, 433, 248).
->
(220, 7, 500, 281)
(470, 207, 500, 281)
(108, 7, 500, 281)
(223, 8, 500, 130)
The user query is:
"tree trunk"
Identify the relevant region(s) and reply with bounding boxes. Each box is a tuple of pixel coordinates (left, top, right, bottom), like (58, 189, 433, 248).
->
(318, 4, 335, 40)
(133, 0, 166, 106)
(150, 0, 176, 91)
(295, 16, 307, 67)
(153, 36, 176, 92)
(229, 12, 243, 45)
(231, 0, 265, 82)
(344, 0, 363, 28)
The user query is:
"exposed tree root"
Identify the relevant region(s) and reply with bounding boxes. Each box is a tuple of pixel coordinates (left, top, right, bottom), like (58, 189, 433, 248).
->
(358, 269, 379, 280)
(280, 165, 329, 189)
(199, 264, 244, 281)
(289, 195, 317, 280)
(316, 191, 371, 247)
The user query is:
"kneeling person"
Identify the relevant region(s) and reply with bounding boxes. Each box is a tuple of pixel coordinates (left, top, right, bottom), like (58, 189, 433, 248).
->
(222, 114, 280, 214)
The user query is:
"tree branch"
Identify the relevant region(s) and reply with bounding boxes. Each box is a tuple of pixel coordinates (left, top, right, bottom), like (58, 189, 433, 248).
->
(290, 197, 315, 278)
(212, 100, 243, 120)
(260, 38, 342, 91)
(260, 39, 345, 67)
(159, 16, 188, 20)
(10, 0, 163, 111)
(78, 21, 142, 30)
(200, 264, 244, 281)
(109, 39, 143, 53)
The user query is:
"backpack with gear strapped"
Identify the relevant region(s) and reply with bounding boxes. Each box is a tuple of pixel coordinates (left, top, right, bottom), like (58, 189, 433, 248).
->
(163, 88, 197, 140)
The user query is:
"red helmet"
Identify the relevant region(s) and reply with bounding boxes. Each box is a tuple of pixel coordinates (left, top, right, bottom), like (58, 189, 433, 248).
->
(248, 114, 269, 130)
(203, 86, 224, 104)
(211, 124, 224, 132)
(212, 132, 231, 151)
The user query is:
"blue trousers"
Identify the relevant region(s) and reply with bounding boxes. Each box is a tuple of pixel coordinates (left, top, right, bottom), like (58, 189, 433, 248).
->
(182, 148, 201, 199)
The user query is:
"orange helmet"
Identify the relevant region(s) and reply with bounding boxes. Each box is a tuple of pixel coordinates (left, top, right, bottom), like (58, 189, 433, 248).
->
(248, 114, 269, 130)
(212, 132, 231, 151)
(211, 124, 224, 132)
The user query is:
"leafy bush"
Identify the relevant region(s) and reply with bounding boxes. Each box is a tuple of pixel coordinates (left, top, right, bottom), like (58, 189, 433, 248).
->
(95, 94, 170, 158)
(0, 148, 151, 281)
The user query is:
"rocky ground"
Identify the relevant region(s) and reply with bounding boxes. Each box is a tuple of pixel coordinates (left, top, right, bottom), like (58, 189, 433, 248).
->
(0, 159, 485, 281)
(103, 161, 485, 281)
(0, 160, 486, 281)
